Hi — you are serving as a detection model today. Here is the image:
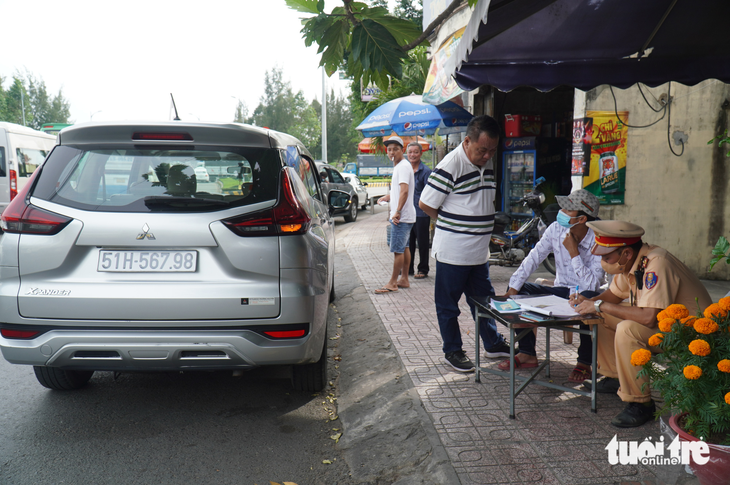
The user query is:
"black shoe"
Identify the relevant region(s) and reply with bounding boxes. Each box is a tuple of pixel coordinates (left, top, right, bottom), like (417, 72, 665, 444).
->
(484, 342, 511, 358)
(583, 377, 620, 394)
(611, 401, 656, 428)
(444, 351, 475, 372)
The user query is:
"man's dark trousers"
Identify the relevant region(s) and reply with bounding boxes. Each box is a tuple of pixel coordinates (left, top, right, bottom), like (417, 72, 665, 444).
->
(435, 260, 505, 354)
(408, 216, 430, 275)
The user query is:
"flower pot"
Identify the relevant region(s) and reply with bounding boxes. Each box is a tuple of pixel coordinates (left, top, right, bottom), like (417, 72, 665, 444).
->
(668, 414, 730, 485)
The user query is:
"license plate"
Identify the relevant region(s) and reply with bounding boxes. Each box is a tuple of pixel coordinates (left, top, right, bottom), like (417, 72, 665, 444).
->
(97, 250, 197, 272)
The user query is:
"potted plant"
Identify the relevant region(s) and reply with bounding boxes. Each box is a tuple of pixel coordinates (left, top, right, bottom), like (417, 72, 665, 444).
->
(633, 297, 730, 484)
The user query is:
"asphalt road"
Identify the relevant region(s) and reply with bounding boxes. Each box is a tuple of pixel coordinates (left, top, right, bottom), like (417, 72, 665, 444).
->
(0, 218, 366, 485)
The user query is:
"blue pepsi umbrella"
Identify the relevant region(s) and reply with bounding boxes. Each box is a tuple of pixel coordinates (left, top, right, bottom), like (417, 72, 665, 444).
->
(355, 95, 473, 138)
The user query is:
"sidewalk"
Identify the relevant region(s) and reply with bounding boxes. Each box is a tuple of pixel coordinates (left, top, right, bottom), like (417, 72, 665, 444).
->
(337, 206, 727, 485)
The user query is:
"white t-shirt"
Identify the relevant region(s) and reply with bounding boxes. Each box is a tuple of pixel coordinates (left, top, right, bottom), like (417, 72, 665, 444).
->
(390, 159, 416, 223)
(419, 143, 496, 265)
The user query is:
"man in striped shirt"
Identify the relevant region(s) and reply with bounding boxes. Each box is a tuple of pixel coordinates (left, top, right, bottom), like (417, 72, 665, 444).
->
(419, 116, 510, 372)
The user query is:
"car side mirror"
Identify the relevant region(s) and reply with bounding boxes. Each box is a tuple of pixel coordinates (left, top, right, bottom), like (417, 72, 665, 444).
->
(328, 189, 350, 214)
(362, 182, 368, 186)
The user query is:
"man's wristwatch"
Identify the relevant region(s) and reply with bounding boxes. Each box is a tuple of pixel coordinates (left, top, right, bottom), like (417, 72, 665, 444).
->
(594, 300, 604, 313)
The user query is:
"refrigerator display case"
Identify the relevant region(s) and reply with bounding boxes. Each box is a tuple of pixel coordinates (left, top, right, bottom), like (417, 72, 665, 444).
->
(502, 137, 537, 219)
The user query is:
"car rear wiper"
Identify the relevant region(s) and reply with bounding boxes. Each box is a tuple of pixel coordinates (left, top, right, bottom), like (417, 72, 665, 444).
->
(143, 196, 231, 210)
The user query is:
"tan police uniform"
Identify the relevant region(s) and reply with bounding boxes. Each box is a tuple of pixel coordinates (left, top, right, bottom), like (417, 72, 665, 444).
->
(588, 222, 712, 403)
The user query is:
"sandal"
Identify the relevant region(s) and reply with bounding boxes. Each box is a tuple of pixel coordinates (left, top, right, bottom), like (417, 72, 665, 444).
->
(497, 355, 539, 371)
(374, 286, 398, 294)
(414, 272, 428, 279)
(568, 365, 592, 383)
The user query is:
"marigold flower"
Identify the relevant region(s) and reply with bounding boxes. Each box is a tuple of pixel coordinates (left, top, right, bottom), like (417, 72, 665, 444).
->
(718, 360, 730, 373)
(665, 304, 690, 320)
(704, 303, 728, 319)
(657, 310, 669, 322)
(719, 296, 730, 312)
(689, 339, 711, 356)
(684, 365, 702, 380)
(658, 318, 675, 333)
(726, 392, 730, 405)
(694, 318, 719, 335)
(648, 333, 664, 347)
(681, 316, 697, 327)
(631, 348, 652, 366)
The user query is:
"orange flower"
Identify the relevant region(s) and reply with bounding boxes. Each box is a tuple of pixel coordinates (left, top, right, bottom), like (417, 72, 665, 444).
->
(718, 360, 730, 373)
(631, 348, 652, 366)
(648, 333, 664, 347)
(681, 316, 697, 327)
(684, 365, 702, 380)
(658, 318, 675, 333)
(689, 339, 711, 356)
(657, 310, 669, 322)
(704, 303, 728, 319)
(719, 296, 730, 312)
(694, 318, 719, 334)
(665, 304, 690, 320)
(726, 392, 730, 405)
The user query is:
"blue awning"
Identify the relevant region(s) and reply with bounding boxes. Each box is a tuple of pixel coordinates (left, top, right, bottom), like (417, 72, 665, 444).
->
(447, 0, 730, 92)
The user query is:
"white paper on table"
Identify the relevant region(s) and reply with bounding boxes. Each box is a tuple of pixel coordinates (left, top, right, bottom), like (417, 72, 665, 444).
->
(513, 295, 580, 317)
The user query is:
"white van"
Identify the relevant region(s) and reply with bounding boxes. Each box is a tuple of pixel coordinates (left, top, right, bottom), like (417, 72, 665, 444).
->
(0, 122, 57, 212)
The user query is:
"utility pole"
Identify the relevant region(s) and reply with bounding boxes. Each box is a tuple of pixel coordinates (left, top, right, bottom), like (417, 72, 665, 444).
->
(20, 90, 26, 126)
(321, 68, 327, 163)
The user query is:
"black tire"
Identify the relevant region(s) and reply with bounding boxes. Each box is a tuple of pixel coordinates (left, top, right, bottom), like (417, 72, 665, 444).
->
(291, 332, 327, 392)
(329, 277, 336, 303)
(343, 197, 358, 222)
(543, 253, 556, 275)
(361, 196, 370, 210)
(34, 366, 94, 390)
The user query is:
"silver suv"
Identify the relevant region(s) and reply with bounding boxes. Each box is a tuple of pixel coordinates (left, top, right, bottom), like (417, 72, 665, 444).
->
(0, 122, 347, 392)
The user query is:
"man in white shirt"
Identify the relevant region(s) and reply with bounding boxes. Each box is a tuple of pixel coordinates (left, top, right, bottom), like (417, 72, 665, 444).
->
(419, 116, 510, 372)
(499, 190, 605, 381)
(375, 136, 416, 294)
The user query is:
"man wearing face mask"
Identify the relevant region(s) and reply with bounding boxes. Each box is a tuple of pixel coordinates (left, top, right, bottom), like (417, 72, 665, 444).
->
(571, 221, 712, 427)
(499, 189, 605, 381)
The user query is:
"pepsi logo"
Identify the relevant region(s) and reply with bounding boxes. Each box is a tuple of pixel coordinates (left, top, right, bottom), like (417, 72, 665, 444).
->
(404, 122, 412, 130)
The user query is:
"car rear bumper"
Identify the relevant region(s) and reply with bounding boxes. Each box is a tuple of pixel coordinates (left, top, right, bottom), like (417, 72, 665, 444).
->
(0, 327, 324, 371)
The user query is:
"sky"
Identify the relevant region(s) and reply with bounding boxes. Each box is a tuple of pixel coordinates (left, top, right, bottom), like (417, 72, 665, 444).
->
(0, 0, 383, 124)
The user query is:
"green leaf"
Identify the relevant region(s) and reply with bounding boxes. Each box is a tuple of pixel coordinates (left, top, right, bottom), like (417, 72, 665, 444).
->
(712, 236, 730, 256)
(351, 19, 405, 85)
(369, 16, 423, 46)
(319, 19, 350, 75)
(284, 0, 320, 14)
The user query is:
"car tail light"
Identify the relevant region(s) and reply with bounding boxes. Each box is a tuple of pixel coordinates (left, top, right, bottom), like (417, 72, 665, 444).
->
(132, 132, 193, 141)
(263, 329, 307, 339)
(1, 328, 41, 339)
(9, 169, 17, 200)
(223, 168, 311, 237)
(1, 167, 70, 235)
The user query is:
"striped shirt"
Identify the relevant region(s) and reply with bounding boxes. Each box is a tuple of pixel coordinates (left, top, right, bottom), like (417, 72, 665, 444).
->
(419, 143, 496, 265)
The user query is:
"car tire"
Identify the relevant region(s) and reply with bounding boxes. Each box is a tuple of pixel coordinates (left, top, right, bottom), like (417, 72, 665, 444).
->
(361, 196, 370, 210)
(291, 331, 327, 392)
(344, 197, 358, 222)
(329, 277, 336, 303)
(33, 366, 94, 390)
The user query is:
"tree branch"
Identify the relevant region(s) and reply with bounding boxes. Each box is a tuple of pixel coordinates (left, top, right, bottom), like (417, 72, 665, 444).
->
(401, 0, 464, 51)
(342, 0, 360, 26)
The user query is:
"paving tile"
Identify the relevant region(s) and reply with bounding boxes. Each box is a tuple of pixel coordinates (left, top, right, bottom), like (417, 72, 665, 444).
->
(341, 212, 678, 485)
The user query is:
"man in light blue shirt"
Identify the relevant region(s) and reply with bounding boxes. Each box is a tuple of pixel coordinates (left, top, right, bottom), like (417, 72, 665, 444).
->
(500, 189, 604, 381)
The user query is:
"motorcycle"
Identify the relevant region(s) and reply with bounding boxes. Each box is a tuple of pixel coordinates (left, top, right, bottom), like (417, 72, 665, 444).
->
(489, 177, 557, 275)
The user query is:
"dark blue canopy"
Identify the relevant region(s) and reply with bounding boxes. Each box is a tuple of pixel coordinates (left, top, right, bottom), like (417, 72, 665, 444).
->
(450, 0, 730, 92)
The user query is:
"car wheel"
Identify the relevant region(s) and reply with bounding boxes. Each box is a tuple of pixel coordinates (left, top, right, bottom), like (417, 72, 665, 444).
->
(329, 277, 336, 303)
(291, 331, 327, 392)
(33, 366, 94, 390)
(361, 196, 370, 210)
(344, 197, 358, 222)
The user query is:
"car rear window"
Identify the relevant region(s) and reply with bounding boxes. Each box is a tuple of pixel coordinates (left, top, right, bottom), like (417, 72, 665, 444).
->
(32, 146, 283, 212)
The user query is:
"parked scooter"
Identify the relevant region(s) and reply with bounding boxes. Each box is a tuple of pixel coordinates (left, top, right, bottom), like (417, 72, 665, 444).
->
(489, 177, 557, 275)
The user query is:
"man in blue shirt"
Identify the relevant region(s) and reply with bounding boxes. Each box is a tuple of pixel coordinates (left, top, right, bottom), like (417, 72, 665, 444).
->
(407, 142, 432, 279)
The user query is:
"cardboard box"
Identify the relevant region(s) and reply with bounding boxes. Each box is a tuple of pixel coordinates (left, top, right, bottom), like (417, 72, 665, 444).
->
(505, 114, 542, 137)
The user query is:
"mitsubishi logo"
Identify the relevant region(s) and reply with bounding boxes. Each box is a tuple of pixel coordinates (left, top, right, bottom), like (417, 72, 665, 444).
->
(136, 223, 156, 240)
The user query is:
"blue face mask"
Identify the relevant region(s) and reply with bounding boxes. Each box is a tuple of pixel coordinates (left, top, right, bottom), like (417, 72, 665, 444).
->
(556, 210, 577, 228)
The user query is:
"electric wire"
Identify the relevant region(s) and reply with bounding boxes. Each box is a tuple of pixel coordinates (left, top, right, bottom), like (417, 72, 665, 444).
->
(667, 81, 685, 157)
(609, 85, 667, 128)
